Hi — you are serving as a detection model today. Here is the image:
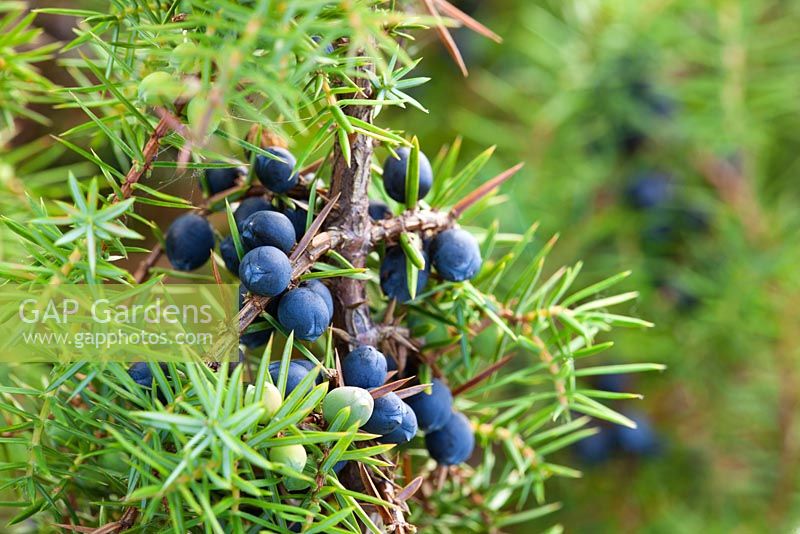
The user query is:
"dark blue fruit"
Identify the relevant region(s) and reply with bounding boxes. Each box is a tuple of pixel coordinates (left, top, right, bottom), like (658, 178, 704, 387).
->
(362, 393, 404, 435)
(165, 213, 215, 271)
(128, 362, 167, 388)
(378, 401, 418, 444)
(382, 147, 433, 204)
(291, 359, 324, 384)
(380, 245, 429, 302)
(239, 246, 292, 297)
(312, 35, 335, 55)
(300, 279, 333, 321)
(333, 460, 348, 474)
(205, 165, 244, 194)
(240, 210, 296, 254)
(277, 287, 330, 341)
(368, 200, 391, 221)
(624, 172, 672, 209)
(220, 236, 240, 275)
(430, 228, 482, 282)
(573, 426, 614, 465)
(405, 378, 452, 432)
(616, 412, 660, 457)
(425, 411, 474, 465)
(341, 346, 387, 389)
(255, 147, 298, 194)
(234, 197, 274, 228)
(283, 207, 308, 239)
(269, 360, 314, 395)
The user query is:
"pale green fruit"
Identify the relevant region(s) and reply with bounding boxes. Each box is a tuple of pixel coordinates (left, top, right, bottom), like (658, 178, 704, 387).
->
(245, 383, 282, 424)
(187, 96, 222, 134)
(138, 71, 184, 105)
(269, 444, 307, 473)
(322, 386, 374, 428)
(171, 41, 199, 73)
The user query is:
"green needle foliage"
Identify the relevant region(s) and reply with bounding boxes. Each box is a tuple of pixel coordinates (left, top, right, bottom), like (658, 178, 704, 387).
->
(0, 1, 662, 532)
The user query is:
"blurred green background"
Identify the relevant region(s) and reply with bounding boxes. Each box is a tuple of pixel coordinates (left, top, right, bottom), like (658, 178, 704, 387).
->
(8, 0, 800, 531)
(392, 0, 800, 531)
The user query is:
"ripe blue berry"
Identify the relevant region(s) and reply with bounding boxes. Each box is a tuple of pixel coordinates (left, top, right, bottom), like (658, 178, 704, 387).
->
(380, 245, 429, 302)
(234, 197, 274, 228)
(312, 35, 335, 55)
(204, 165, 244, 194)
(239, 246, 291, 297)
(425, 411, 474, 465)
(283, 207, 308, 239)
(299, 279, 333, 321)
(382, 147, 433, 204)
(368, 200, 391, 221)
(269, 360, 316, 395)
(255, 147, 298, 194)
(573, 426, 614, 465)
(277, 287, 331, 341)
(341, 346, 387, 389)
(333, 460, 348, 474)
(616, 412, 660, 457)
(362, 392, 404, 435)
(291, 359, 325, 385)
(240, 210, 296, 254)
(378, 401, 418, 444)
(405, 378, 452, 432)
(128, 362, 167, 388)
(430, 228, 482, 282)
(165, 213, 215, 271)
(624, 172, 672, 209)
(220, 236, 240, 275)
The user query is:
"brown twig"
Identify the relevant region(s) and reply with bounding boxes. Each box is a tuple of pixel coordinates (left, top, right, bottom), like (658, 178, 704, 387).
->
(133, 244, 163, 284)
(119, 105, 184, 201)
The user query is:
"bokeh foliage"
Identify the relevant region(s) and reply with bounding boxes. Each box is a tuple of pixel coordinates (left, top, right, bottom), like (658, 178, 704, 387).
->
(394, 0, 800, 531)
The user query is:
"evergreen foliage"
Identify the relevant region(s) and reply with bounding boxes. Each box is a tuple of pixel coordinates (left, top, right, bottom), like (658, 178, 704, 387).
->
(0, 1, 667, 532)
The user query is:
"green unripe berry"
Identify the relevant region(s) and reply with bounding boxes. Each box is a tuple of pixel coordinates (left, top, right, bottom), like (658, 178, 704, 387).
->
(269, 444, 307, 473)
(138, 71, 184, 105)
(171, 41, 199, 73)
(322, 386, 374, 428)
(245, 383, 283, 424)
(187, 96, 222, 134)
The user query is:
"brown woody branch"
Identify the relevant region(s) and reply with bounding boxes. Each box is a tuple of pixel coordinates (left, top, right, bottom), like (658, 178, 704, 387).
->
(119, 105, 184, 201)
